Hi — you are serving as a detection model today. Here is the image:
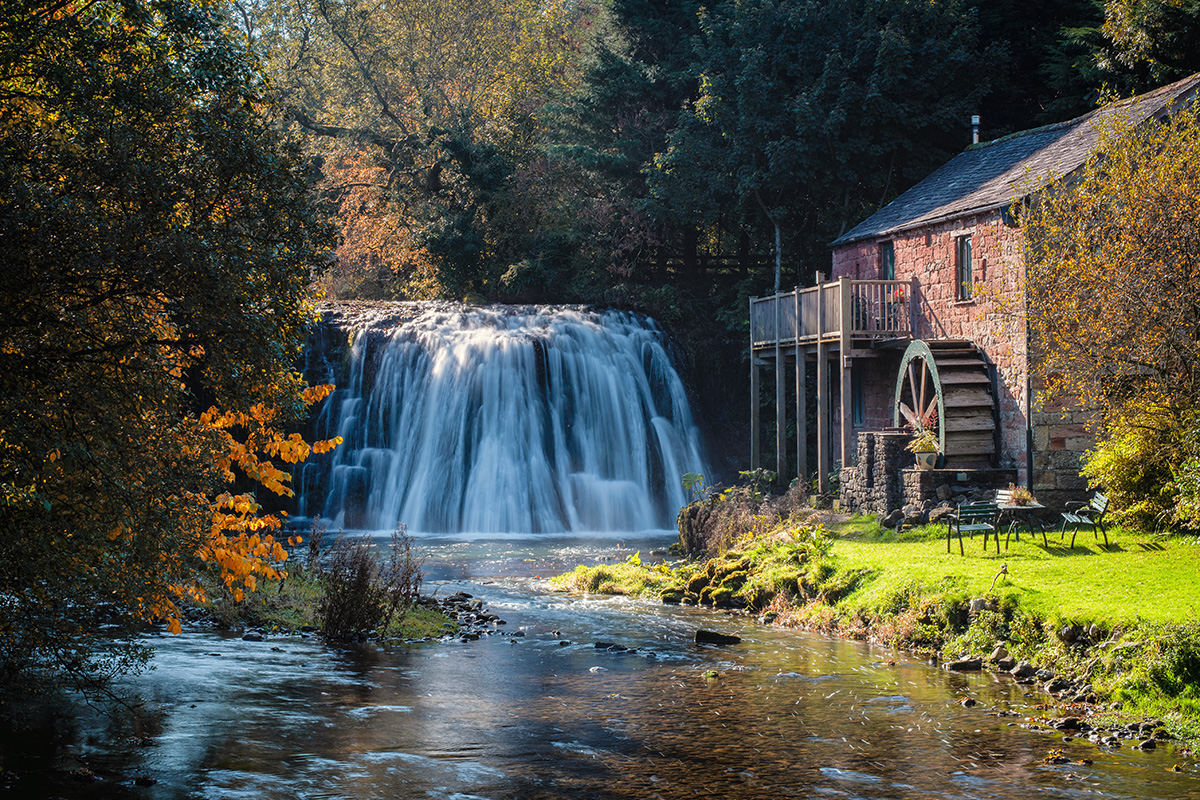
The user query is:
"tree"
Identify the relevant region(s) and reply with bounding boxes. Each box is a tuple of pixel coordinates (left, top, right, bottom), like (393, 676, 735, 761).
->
(228, 0, 587, 298)
(1100, 0, 1200, 87)
(0, 0, 336, 693)
(1022, 97, 1200, 527)
(650, 0, 994, 290)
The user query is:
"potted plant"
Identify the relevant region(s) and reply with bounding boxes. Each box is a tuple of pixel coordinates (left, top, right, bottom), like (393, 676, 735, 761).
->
(906, 428, 939, 469)
(1007, 483, 1037, 506)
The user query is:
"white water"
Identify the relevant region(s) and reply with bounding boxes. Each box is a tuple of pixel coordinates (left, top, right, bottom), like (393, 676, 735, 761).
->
(298, 303, 707, 535)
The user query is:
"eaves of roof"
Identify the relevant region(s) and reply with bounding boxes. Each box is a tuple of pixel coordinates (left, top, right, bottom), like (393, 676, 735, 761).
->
(830, 73, 1200, 248)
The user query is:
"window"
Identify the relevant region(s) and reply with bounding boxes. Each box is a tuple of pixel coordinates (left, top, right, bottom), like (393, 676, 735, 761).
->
(851, 367, 864, 427)
(956, 234, 973, 300)
(879, 241, 895, 280)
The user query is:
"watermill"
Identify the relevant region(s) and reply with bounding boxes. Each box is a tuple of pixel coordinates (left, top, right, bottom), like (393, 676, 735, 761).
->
(893, 340, 998, 469)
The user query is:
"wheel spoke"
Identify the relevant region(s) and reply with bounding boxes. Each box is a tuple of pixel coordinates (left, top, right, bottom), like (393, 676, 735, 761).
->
(907, 364, 919, 417)
(919, 359, 928, 418)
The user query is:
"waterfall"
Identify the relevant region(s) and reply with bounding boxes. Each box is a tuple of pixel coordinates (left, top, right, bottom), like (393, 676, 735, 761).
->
(297, 302, 707, 535)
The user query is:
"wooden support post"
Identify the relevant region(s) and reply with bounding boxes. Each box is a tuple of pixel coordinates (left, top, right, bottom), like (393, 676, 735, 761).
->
(795, 284, 805, 489)
(750, 297, 760, 470)
(815, 276, 829, 494)
(775, 293, 786, 487)
(909, 276, 920, 338)
(796, 342, 806, 490)
(839, 276, 853, 471)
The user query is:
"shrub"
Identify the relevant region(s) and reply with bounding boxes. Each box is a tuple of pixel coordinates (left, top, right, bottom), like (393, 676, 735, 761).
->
(675, 483, 809, 556)
(317, 526, 424, 640)
(1080, 404, 1200, 530)
(1116, 623, 1200, 701)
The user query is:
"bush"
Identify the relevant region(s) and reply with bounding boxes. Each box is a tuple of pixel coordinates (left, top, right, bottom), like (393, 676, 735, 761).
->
(318, 527, 424, 640)
(1081, 405, 1200, 530)
(1117, 623, 1200, 701)
(675, 482, 809, 556)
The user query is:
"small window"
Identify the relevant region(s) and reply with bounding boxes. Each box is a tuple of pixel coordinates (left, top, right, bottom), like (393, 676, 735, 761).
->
(851, 367, 864, 427)
(879, 241, 895, 280)
(956, 234, 973, 299)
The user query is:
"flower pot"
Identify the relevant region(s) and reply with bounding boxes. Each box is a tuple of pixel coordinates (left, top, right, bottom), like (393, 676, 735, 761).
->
(914, 451, 938, 470)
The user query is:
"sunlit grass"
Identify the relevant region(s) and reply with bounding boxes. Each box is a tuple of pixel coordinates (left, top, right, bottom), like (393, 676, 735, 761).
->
(831, 522, 1200, 626)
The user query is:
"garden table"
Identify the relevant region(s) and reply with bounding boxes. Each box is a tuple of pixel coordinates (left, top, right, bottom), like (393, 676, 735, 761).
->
(997, 501, 1047, 547)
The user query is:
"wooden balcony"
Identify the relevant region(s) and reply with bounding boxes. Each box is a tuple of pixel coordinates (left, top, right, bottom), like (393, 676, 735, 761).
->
(748, 276, 918, 496)
(750, 277, 916, 351)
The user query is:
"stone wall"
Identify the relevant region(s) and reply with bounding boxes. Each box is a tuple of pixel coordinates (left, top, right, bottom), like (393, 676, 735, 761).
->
(902, 467, 1018, 507)
(839, 431, 912, 515)
(1030, 382, 1097, 508)
(841, 432, 1020, 516)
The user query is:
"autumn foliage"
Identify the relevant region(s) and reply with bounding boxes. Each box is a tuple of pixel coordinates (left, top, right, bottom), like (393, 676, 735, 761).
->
(198, 389, 341, 612)
(0, 0, 336, 690)
(1023, 97, 1200, 527)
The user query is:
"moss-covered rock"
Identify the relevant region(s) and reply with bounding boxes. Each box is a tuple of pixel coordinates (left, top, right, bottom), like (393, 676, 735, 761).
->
(660, 586, 686, 604)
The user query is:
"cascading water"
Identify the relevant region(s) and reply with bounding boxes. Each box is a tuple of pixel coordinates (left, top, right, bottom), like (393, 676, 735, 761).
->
(297, 302, 707, 535)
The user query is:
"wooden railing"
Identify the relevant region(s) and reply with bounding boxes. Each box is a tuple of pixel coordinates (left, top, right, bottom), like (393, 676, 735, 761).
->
(750, 277, 915, 349)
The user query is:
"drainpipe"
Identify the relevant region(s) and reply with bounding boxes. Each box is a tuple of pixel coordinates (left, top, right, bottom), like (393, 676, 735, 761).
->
(1025, 306, 1034, 488)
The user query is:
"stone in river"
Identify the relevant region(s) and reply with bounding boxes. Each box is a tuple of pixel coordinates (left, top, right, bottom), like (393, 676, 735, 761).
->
(695, 629, 741, 646)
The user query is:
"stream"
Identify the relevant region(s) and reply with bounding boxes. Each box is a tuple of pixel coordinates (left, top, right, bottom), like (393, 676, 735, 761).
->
(19, 531, 1200, 799)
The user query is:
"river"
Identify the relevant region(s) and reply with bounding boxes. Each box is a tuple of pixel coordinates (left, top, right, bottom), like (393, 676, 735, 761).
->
(18, 531, 1200, 799)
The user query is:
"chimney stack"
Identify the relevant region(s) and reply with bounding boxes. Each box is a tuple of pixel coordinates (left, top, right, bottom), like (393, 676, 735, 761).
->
(971, 114, 981, 145)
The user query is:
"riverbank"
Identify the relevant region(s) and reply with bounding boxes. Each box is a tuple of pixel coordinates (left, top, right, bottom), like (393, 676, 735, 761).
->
(552, 509, 1200, 745)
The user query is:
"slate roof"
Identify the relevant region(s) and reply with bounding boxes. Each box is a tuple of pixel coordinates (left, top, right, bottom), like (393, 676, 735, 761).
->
(831, 73, 1200, 247)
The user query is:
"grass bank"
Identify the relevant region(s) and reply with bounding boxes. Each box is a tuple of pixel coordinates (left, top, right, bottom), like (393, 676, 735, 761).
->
(553, 511, 1200, 743)
(192, 565, 451, 640)
(191, 529, 452, 641)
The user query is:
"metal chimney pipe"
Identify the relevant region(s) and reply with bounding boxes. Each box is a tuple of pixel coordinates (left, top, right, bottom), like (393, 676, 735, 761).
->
(971, 114, 981, 145)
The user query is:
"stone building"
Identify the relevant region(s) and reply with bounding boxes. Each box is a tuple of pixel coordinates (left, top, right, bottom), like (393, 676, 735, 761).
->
(749, 73, 1200, 513)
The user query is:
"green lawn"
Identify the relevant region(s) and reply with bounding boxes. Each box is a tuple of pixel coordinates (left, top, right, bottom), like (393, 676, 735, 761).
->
(833, 524, 1200, 626)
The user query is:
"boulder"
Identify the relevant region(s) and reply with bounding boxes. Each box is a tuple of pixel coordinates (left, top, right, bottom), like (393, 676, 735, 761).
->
(936, 484, 954, 501)
(946, 657, 983, 671)
(695, 629, 741, 646)
(988, 644, 1010, 662)
(1010, 660, 1037, 678)
(1058, 625, 1078, 644)
(996, 656, 1017, 672)
(1035, 668, 1056, 681)
(882, 509, 904, 528)
(241, 631, 265, 642)
(929, 507, 955, 524)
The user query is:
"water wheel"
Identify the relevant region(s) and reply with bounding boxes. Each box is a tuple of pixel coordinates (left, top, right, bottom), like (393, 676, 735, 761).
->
(893, 340, 998, 469)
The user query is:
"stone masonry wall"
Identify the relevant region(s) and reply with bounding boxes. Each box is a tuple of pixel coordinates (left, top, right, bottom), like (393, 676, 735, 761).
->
(839, 431, 912, 515)
(902, 467, 1019, 507)
(841, 431, 1020, 516)
(1029, 379, 1097, 508)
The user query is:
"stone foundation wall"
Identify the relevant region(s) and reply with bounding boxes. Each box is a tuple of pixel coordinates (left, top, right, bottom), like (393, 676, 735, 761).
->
(839, 431, 915, 515)
(841, 430, 1019, 516)
(902, 467, 1018, 507)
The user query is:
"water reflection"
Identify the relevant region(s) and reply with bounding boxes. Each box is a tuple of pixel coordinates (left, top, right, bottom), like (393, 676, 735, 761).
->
(29, 534, 1200, 799)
